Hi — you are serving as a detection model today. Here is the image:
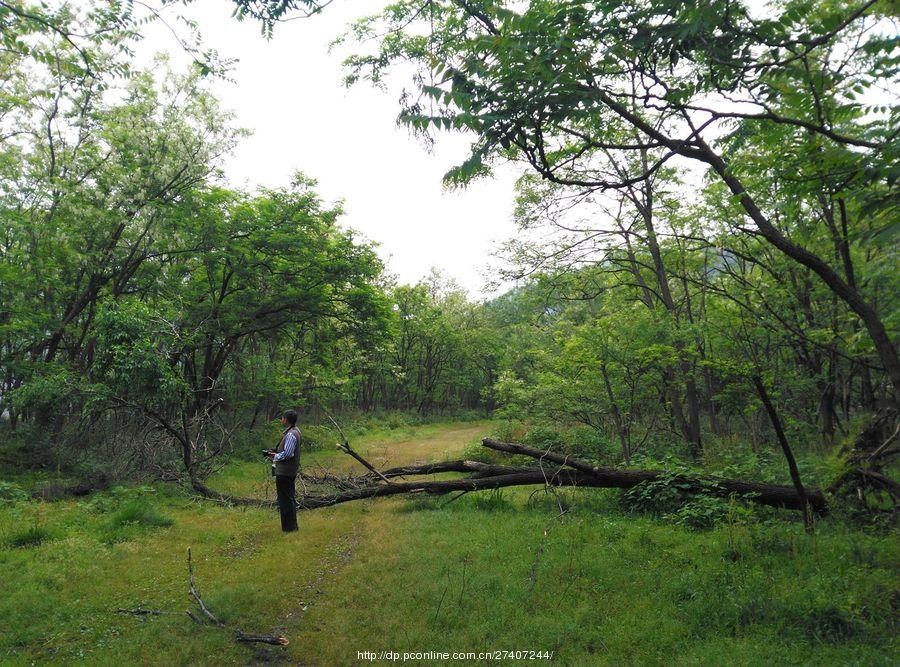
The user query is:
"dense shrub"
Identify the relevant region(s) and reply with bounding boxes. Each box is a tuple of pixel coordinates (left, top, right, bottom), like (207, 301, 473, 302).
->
(490, 420, 525, 443)
(620, 471, 699, 516)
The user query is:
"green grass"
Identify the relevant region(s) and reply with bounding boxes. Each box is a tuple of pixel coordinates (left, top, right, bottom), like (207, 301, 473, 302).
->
(0, 421, 897, 665)
(295, 488, 897, 665)
(6, 525, 57, 549)
(98, 499, 174, 544)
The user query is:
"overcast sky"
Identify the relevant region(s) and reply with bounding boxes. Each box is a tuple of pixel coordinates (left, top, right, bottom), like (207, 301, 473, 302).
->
(137, 1, 519, 297)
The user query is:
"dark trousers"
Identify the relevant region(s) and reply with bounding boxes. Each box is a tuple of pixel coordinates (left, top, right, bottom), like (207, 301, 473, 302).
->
(275, 474, 298, 532)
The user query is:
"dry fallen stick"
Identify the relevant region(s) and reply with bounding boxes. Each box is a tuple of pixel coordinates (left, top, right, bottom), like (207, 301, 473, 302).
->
(119, 552, 289, 646)
(527, 507, 569, 593)
(186, 547, 289, 646)
(235, 631, 290, 646)
(187, 547, 224, 627)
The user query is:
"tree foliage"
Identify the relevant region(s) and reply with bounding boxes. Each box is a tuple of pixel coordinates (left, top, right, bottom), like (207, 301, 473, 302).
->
(0, 0, 896, 507)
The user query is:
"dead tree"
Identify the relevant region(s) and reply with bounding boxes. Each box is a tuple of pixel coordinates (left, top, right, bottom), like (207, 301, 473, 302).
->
(191, 438, 827, 514)
(751, 375, 814, 530)
(481, 439, 827, 513)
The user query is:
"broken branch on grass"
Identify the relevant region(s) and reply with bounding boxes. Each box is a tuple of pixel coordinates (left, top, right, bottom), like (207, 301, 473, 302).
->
(324, 411, 392, 484)
(188, 547, 224, 627)
(186, 547, 289, 646)
(235, 631, 290, 646)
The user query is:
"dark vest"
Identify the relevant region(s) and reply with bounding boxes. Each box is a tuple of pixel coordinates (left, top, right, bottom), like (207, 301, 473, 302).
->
(273, 426, 300, 477)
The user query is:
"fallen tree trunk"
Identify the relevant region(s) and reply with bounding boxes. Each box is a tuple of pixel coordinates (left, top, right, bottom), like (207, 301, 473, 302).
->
(366, 460, 528, 479)
(190, 460, 535, 509)
(297, 464, 823, 512)
(482, 438, 827, 513)
(187, 441, 826, 514)
(296, 468, 598, 510)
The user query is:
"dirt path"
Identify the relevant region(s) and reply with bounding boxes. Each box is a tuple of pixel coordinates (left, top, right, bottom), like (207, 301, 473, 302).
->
(267, 421, 492, 664)
(303, 421, 490, 479)
(353, 422, 489, 469)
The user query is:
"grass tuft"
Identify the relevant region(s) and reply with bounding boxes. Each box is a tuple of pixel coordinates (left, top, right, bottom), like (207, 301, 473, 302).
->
(7, 525, 56, 548)
(99, 499, 173, 544)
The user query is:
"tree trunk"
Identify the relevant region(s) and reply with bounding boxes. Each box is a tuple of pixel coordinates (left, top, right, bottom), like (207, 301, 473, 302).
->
(702, 145, 900, 405)
(631, 159, 703, 456)
(600, 362, 631, 463)
(750, 376, 814, 530)
(188, 448, 826, 514)
(481, 438, 826, 513)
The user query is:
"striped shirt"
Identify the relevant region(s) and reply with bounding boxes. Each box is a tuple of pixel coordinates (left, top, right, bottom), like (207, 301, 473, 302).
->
(273, 431, 298, 462)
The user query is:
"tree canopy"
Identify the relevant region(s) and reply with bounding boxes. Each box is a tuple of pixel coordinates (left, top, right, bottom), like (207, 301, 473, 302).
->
(0, 0, 896, 507)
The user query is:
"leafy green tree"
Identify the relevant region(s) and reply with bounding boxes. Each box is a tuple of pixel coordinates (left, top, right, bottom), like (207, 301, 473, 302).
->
(0, 40, 239, 427)
(69, 179, 388, 487)
(341, 0, 900, 399)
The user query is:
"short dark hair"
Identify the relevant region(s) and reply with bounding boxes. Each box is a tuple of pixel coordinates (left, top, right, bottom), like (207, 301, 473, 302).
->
(282, 409, 298, 426)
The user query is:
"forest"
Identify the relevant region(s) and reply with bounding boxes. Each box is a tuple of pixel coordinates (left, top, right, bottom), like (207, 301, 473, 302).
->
(0, 0, 897, 665)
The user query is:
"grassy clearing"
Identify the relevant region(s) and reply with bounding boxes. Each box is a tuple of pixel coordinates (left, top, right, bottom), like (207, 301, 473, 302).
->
(299, 489, 897, 665)
(0, 483, 366, 665)
(0, 420, 897, 665)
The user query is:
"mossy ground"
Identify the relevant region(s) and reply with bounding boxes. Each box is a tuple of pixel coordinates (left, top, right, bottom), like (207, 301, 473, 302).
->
(0, 421, 896, 665)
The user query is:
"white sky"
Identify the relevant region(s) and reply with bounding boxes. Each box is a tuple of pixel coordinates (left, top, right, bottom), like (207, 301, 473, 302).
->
(137, 1, 519, 297)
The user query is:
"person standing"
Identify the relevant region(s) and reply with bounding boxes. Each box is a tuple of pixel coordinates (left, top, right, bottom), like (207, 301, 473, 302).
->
(266, 409, 300, 532)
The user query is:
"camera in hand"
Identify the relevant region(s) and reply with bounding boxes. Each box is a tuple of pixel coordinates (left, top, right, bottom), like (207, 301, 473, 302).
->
(261, 448, 273, 457)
